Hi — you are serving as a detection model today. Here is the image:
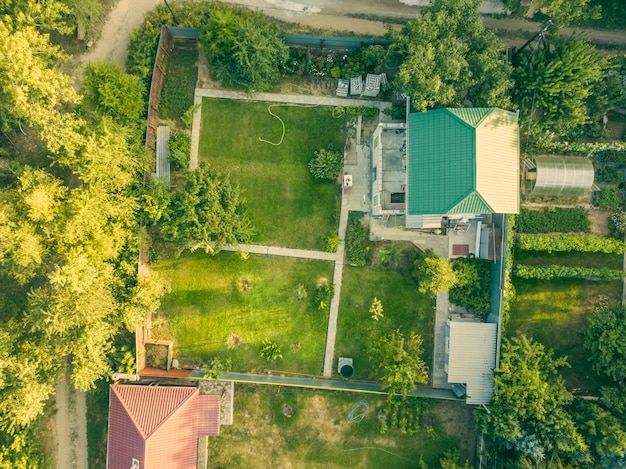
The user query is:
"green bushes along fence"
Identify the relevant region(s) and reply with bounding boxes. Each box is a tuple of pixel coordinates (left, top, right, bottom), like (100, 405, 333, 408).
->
(514, 264, 625, 280)
(516, 207, 590, 234)
(516, 234, 626, 254)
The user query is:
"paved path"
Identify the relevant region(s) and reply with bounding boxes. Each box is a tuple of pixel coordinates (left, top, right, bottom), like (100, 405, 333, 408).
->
(220, 372, 461, 400)
(323, 197, 348, 376)
(220, 243, 337, 261)
(432, 293, 451, 389)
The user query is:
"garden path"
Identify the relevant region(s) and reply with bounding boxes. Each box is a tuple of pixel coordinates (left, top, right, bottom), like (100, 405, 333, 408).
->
(220, 371, 461, 399)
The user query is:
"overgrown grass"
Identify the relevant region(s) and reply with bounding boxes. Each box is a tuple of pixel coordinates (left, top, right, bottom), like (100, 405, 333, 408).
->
(335, 266, 435, 380)
(159, 45, 197, 120)
(199, 98, 343, 249)
(507, 277, 620, 394)
(154, 251, 333, 374)
(86, 379, 111, 469)
(205, 385, 468, 468)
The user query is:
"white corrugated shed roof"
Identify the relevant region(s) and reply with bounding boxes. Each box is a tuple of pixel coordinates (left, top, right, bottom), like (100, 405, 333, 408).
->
(446, 321, 497, 405)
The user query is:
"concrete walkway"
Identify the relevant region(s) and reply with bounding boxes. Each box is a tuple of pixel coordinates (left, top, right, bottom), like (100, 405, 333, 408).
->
(432, 293, 452, 389)
(219, 243, 337, 261)
(219, 372, 461, 400)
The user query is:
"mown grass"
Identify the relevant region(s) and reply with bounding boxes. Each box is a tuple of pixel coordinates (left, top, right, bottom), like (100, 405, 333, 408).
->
(507, 277, 620, 394)
(154, 251, 333, 375)
(205, 385, 468, 468)
(334, 266, 435, 380)
(199, 98, 343, 249)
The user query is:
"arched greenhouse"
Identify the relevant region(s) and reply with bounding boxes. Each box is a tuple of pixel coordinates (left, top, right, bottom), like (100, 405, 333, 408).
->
(529, 155, 595, 197)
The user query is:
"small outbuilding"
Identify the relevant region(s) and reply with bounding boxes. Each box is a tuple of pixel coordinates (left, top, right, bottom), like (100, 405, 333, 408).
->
(528, 155, 595, 197)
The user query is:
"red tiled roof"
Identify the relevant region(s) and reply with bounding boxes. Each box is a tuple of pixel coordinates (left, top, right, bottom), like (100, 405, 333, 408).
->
(107, 385, 220, 469)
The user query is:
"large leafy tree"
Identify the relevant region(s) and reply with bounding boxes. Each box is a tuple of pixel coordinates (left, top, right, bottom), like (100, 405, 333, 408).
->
(513, 35, 607, 132)
(583, 302, 626, 382)
(368, 329, 428, 397)
(413, 257, 458, 296)
(501, 0, 600, 27)
(387, 0, 512, 111)
(199, 7, 289, 92)
(160, 162, 255, 253)
(478, 336, 586, 463)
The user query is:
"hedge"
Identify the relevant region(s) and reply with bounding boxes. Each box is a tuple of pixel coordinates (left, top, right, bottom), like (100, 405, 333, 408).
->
(516, 207, 590, 234)
(516, 234, 626, 254)
(514, 264, 625, 280)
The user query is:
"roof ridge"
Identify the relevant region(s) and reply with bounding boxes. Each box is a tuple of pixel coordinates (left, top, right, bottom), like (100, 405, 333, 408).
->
(448, 190, 494, 214)
(446, 108, 494, 128)
(144, 387, 198, 439)
(111, 385, 148, 440)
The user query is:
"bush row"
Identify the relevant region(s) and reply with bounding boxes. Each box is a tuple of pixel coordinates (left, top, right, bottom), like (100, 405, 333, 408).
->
(514, 264, 625, 280)
(516, 234, 626, 254)
(516, 207, 590, 234)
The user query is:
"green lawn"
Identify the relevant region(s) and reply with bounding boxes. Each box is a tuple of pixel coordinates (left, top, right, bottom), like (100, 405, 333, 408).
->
(199, 98, 343, 249)
(507, 277, 620, 394)
(206, 385, 470, 468)
(154, 251, 333, 374)
(335, 266, 435, 380)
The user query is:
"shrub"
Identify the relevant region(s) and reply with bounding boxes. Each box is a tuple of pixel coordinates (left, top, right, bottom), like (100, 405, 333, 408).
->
(169, 131, 191, 170)
(516, 234, 626, 254)
(610, 210, 626, 234)
(294, 284, 308, 302)
(312, 282, 334, 311)
(203, 357, 232, 379)
(596, 167, 624, 184)
(346, 105, 379, 117)
(181, 103, 201, 128)
(514, 264, 625, 280)
(322, 233, 341, 252)
(595, 187, 622, 209)
(516, 207, 590, 233)
(345, 217, 372, 265)
(259, 339, 282, 362)
(308, 148, 343, 180)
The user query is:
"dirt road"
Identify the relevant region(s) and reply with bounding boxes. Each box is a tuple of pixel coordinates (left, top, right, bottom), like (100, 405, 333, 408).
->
(54, 370, 88, 469)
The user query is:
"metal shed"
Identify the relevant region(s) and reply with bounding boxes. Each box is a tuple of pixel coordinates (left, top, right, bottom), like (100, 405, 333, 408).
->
(530, 155, 594, 197)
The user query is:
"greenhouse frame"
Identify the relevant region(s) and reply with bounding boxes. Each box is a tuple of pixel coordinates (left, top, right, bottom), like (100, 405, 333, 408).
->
(529, 155, 594, 197)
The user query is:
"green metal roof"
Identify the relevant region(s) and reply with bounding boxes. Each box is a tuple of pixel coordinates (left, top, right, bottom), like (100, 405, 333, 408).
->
(446, 108, 492, 127)
(406, 108, 518, 216)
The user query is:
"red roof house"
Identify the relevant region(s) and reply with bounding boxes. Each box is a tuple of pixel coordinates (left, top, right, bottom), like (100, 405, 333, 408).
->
(106, 384, 220, 469)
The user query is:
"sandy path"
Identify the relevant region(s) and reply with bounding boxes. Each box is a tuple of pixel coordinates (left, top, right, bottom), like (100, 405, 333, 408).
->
(54, 370, 88, 469)
(79, 0, 163, 66)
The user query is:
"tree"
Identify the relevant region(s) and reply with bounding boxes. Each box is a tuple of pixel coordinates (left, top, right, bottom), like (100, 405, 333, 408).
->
(513, 35, 607, 132)
(572, 401, 626, 459)
(501, 0, 600, 27)
(583, 302, 626, 382)
(308, 148, 343, 180)
(160, 162, 255, 253)
(386, 0, 512, 111)
(82, 61, 145, 125)
(0, 19, 83, 154)
(199, 8, 289, 92)
(368, 329, 428, 396)
(413, 257, 458, 295)
(477, 336, 586, 462)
